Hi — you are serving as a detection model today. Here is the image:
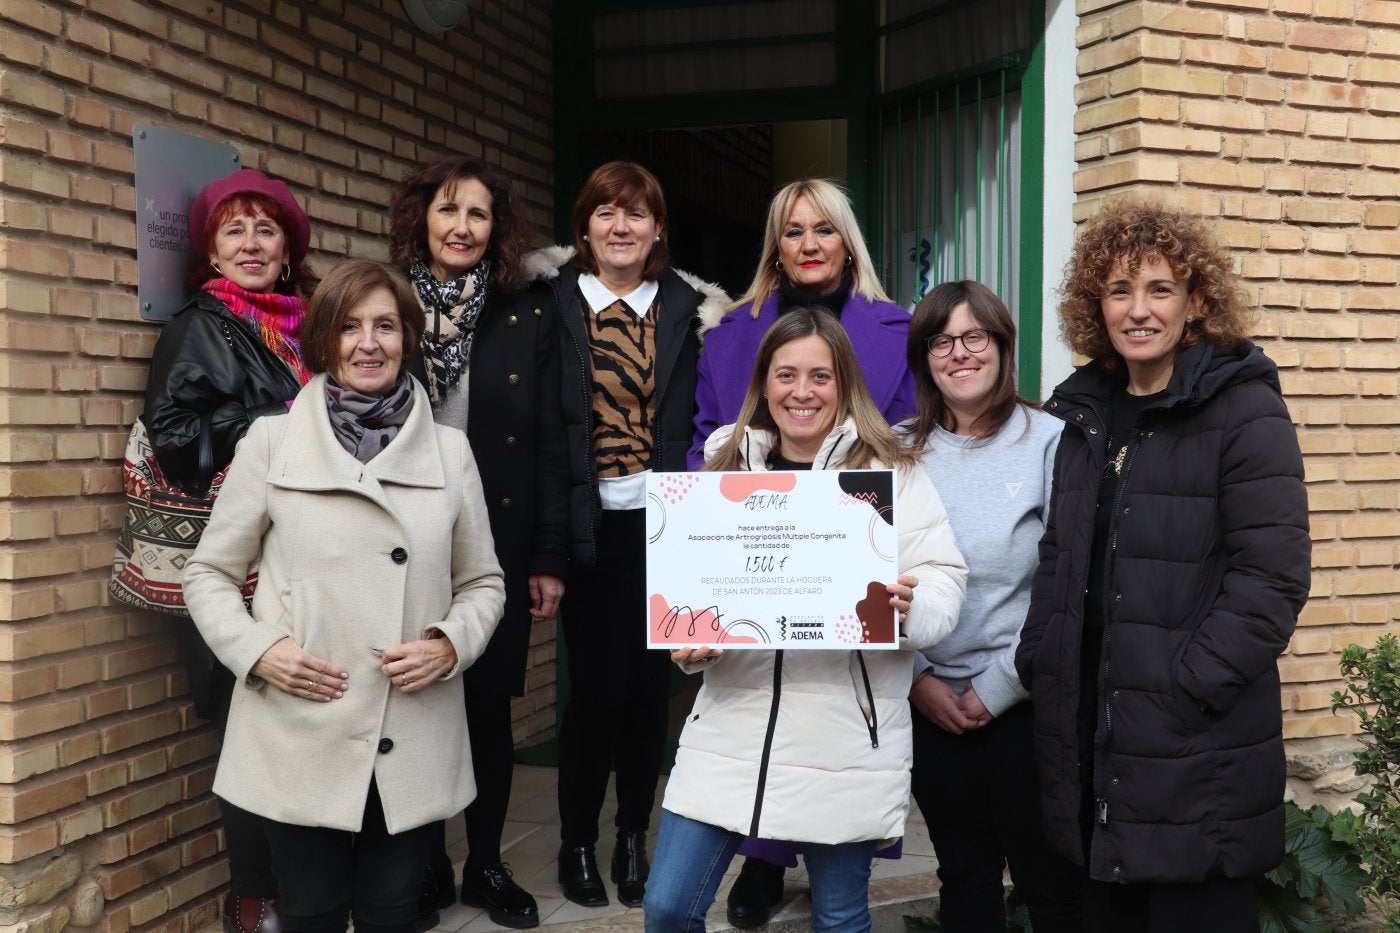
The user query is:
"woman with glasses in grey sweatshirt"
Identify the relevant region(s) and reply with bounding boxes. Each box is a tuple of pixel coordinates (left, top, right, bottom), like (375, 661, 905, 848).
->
(903, 281, 1081, 933)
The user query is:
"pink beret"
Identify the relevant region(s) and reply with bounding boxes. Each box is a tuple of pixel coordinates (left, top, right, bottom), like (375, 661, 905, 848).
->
(188, 168, 311, 263)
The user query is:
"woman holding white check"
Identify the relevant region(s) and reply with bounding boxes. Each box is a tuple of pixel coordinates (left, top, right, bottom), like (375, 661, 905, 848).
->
(641, 308, 967, 933)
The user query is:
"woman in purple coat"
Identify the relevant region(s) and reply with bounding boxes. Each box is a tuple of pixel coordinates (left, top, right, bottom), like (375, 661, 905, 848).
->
(688, 178, 915, 472)
(688, 179, 916, 927)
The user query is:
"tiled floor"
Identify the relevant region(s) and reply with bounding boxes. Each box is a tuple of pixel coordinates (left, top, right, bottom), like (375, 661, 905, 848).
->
(430, 764, 938, 932)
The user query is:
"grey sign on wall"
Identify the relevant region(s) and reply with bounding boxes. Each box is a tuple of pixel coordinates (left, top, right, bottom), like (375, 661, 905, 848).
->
(134, 123, 241, 321)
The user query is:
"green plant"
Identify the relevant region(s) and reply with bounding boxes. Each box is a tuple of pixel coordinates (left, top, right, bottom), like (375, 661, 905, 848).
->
(1259, 801, 1366, 933)
(1335, 633, 1400, 931)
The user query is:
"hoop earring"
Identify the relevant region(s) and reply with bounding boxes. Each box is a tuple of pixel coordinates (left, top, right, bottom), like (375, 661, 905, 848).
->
(281, 265, 291, 283)
(844, 254, 852, 267)
(774, 259, 782, 270)
(209, 260, 220, 275)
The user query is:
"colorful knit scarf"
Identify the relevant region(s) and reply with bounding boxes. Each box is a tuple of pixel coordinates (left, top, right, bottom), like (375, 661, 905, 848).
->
(202, 278, 312, 386)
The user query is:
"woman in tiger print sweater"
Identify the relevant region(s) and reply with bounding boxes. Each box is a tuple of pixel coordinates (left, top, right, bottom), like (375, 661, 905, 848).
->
(545, 161, 729, 912)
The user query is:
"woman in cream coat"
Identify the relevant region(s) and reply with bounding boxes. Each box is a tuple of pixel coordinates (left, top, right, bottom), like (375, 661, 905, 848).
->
(642, 308, 967, 933)
(185, 260, 505, 933)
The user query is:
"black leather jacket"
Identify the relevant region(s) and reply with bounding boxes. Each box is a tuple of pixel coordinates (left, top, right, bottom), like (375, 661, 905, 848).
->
(143, 293, 303, 491)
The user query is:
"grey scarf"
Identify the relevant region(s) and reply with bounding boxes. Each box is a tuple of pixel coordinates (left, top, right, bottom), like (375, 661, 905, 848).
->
(324, 373, 415, 463)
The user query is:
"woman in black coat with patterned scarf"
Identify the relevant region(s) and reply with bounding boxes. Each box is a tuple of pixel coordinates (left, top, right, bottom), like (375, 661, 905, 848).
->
(1015, 199, 1310, 933)
(390, 156, 570, 931)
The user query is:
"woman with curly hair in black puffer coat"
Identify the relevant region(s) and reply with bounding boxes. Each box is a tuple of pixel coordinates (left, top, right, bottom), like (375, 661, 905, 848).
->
(1015, 198, 1310, 933)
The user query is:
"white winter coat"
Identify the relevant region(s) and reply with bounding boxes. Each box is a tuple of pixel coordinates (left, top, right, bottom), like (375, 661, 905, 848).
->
(661, 421, 967, 844)
(183, 375, 505, 833)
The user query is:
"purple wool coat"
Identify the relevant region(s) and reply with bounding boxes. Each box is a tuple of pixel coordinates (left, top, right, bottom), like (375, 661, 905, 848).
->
(688, 290, 917, 470)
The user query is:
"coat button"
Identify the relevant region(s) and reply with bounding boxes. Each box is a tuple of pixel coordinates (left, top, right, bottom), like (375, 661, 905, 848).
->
(508, 373, 520, 385)
(1089, 427, 1098, 435)
(500, 498, 512, 509)
(391, 547, 408, 564)
(378, 738, 393, 753)
(505, 436, 517, 447)
(1075, 413, 1084, 421)
(508, 315, 518, 326)
(533, 307, 542, 316)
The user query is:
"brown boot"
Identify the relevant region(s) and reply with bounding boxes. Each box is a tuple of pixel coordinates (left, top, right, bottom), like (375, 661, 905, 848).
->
(222, 893, 282, 933)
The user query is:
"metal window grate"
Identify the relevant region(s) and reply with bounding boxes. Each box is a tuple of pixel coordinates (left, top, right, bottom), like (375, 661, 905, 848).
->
(875, 58, 1026, 313)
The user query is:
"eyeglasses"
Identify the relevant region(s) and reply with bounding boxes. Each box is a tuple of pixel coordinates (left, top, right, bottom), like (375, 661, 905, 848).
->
(926, 329, 992, 358)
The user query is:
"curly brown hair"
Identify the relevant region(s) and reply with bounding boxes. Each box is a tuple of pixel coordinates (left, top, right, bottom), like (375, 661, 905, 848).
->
(388, 156, 533, 293)
(1058, 198, 1253, 368)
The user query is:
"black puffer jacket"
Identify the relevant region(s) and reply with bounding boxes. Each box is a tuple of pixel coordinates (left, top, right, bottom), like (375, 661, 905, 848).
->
(144, 293, 302, 491)
(1015, 340, 1310, 884)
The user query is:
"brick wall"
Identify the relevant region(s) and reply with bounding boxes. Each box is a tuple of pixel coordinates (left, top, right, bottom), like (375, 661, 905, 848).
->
(0, 0, 553, 930)
(1071, 0, 1400, 787)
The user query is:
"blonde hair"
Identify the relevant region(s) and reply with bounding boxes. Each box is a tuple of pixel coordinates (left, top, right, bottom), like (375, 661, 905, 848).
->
(706, 308, 918, 472)
(733, 179, 890, 317)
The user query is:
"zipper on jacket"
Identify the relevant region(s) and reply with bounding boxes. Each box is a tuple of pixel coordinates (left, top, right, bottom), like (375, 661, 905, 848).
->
(1100, 426, 1144, 746)
(853, 653, 880, 748)
(748, 650, 785, 837)
(1096, 798, 1109, 824)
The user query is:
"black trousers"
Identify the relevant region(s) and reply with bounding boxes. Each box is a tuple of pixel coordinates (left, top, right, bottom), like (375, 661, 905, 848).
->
(262, 780, 435, 933)
(1084, 874, 1259, 933)
(556, 508, 671, 846)
(179, 624, 277, 899)
(911, 700, 1082, 933)
(220, 798, 279, 898)
(425, 690, 517, 884)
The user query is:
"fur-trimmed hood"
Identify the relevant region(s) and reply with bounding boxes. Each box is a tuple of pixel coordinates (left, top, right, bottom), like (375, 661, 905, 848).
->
(521, 245, 730, 342)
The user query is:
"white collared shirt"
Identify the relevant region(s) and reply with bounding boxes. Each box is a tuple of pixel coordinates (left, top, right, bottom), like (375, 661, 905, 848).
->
(578, 273, 659, 319)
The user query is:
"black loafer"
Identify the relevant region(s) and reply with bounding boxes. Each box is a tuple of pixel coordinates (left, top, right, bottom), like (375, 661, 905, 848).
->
(726, 857, 785, 929)
(460, 863, 539, 929)
(610, 831, 650, 908)
(558, 844, 609, 907)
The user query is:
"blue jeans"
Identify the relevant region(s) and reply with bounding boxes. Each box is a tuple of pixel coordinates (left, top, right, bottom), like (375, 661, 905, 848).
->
(643, 809, 878, 933)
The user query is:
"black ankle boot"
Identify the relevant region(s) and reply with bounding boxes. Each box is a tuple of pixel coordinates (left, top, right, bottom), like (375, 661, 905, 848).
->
(610, 831, 649, 908)
(726, 857, 785, 929)
(557, 844, 609, 907)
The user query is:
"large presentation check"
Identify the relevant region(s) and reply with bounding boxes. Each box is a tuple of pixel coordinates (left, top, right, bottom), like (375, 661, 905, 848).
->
(645, 469, 899, 650)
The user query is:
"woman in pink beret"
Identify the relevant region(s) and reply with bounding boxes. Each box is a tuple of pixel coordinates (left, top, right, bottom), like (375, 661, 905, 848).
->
(142, 167, 318, 933)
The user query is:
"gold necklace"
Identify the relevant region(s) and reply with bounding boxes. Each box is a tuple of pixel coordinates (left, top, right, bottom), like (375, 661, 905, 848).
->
(1109, 444, 1127, 476)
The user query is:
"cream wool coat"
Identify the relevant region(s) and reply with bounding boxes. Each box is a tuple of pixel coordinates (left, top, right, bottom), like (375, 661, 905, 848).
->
(661, 421, 968, 845)
(184, 374, 505, 834)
